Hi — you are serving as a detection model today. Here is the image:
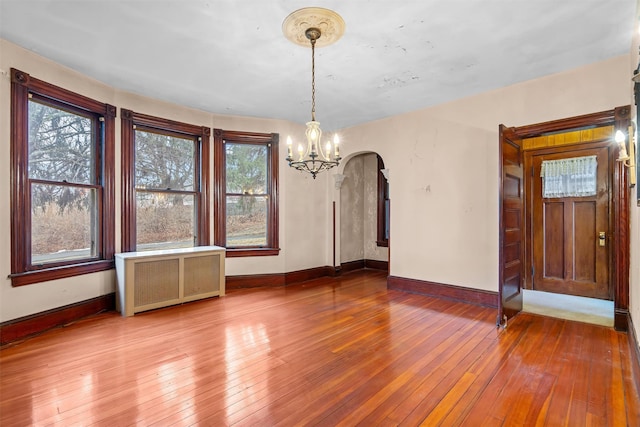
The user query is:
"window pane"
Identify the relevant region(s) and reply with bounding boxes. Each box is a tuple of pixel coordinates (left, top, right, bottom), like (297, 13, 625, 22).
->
(28, 99, 95, 184)
(135, 130, 195, 191)
(225, 143, 267, 194)
(31, 184, 97, 264)
(136, 192, 195, 250)
(226, 195, 267, 246)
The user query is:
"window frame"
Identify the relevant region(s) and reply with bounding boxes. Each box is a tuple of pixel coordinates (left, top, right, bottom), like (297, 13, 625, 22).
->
(121, 109, 210, 252)
(9, 68, 116, 286)
(214, 129, 280, 257)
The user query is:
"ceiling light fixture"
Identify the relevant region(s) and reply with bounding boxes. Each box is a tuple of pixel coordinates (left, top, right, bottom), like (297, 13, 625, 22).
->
(282, 7, 345, 179)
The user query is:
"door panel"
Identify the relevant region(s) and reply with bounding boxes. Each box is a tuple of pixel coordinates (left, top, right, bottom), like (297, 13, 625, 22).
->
(532, 146, 610, 300)
(574, 201, 596, 282)
(499, 125, 524, 324)
(543, 202, 564, 279)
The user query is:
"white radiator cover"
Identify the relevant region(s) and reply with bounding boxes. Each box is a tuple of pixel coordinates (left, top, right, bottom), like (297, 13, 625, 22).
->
(115, 246, 225, 317)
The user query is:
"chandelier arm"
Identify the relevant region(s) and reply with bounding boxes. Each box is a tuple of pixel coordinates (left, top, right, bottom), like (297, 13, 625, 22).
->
(287, 158, 339, 174)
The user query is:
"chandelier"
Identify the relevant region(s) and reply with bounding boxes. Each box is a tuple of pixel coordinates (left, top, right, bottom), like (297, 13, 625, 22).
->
(282, 7, 345, 179)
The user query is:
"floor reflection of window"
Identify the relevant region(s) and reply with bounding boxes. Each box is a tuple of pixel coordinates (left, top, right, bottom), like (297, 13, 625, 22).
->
(224, 323, 271, 415)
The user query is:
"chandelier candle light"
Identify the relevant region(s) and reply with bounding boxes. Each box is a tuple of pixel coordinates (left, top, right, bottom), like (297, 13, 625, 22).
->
(283, 7, 345, 179)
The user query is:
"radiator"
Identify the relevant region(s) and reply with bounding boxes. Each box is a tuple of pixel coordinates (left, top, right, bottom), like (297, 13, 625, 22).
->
(115, 246, 225, 317)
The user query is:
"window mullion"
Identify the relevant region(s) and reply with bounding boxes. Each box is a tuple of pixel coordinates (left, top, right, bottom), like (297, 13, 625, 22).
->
(29, 178, 102, 190)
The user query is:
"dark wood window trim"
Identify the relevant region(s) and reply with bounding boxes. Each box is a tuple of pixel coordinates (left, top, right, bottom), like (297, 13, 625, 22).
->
(376, 155, 389, 247)
(213, 129, 280, 257)
(9, 68, 116, 287)
(120, 109, 210, 252)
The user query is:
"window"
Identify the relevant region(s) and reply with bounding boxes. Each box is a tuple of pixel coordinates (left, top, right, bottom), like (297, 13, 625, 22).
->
(541, 155, 598, 198)
(377, 155, 389, 247)
(9, 68, 115, 286)
(121, 110, 210, 252)
(214, 129, 279, 257)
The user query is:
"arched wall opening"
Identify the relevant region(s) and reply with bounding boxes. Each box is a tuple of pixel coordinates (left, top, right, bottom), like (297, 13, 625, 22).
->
(335, 152, 389, 273)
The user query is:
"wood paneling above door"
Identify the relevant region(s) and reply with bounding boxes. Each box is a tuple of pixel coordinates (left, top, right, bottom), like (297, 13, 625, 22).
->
(523, 125, 614, 151)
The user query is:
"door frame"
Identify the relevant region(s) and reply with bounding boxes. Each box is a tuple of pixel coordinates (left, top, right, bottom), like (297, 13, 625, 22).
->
(505, 106, 631, 331)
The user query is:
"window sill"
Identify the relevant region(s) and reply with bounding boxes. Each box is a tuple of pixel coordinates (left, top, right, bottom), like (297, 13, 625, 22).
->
(224, 248, 281, 258)
(376, 240, 389, 248)
(9, 259, 115, 287)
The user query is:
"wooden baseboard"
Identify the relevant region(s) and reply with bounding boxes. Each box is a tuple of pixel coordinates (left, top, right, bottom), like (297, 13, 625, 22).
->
(226, 261, 389, 291)
(340, 259, 388, 274)
(225, 273, 285, 290)
(340, 260, 365, 274)
(628, 312, 640, 395)
(0, 293, 115, 346)
(226, 266, 337, 290)
(387, 276, 499, 308)
(364, 259, 389, 271)
(285, 266, 336, 284)
(615, 308, 629, 332)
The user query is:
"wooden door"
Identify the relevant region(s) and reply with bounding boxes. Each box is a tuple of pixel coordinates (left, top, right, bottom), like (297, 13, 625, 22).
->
(531, 146, 611, 299)
(498, 125, 524, 326)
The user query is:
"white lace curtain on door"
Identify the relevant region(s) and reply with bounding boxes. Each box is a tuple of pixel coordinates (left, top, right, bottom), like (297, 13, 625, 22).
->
(540, 155, 597, 198)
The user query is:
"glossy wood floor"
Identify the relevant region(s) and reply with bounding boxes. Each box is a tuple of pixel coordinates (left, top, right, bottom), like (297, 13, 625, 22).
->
(1, 270, 638, 426)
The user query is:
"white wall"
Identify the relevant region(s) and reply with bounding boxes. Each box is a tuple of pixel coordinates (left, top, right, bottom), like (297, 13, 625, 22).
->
(0, 39, 329, 322)
(341, 55, 631, 292)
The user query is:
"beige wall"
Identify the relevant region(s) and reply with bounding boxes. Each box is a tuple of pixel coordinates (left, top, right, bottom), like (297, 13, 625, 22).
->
(340, 54, 631, 292)
(0, 39, 330, 322)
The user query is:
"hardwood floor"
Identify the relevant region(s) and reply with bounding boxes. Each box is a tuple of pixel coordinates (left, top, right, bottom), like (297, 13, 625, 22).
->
(1, 270, 638, 426)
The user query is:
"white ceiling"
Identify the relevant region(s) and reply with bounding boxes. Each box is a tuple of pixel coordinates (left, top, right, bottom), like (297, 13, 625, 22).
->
(0, 1, 636, 131)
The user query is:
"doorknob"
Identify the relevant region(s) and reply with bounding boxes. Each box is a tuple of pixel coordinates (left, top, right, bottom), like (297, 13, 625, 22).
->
(599, 231, 606, 247)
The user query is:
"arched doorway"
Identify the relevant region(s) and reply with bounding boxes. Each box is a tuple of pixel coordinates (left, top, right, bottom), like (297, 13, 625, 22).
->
(337, 152, 389, 274)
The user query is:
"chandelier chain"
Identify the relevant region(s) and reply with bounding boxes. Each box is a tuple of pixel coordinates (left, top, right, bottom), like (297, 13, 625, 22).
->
(311, 37, 316, 122)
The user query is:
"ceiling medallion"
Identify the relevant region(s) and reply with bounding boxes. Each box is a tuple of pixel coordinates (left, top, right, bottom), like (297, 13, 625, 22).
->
(282, 7, 345, 48)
